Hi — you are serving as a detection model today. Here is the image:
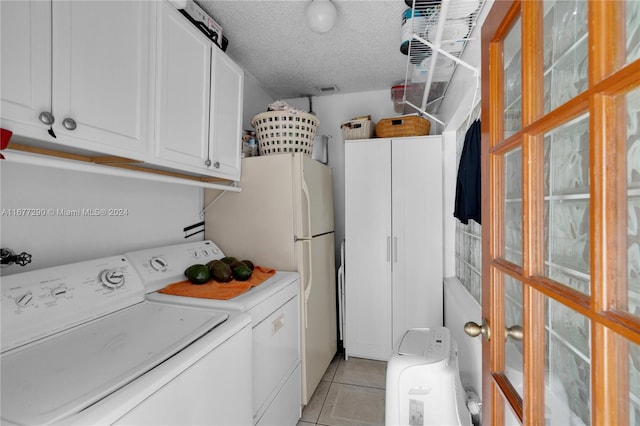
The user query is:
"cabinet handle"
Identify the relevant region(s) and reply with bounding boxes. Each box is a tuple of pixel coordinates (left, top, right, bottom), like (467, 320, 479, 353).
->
(39, 111, 55, 125)
(205, 159, 212, 167)
(213, 161, 220, 169)
(62, 118, 77, 131)
(272, 313, 285, 335)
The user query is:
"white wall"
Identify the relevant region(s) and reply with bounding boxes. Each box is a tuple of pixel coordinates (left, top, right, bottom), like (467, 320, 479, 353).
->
(242, 71, 275, 130)
(444, 277, 482, 398)
(437, 1, 493, 404)
(0, 161, 202, 276)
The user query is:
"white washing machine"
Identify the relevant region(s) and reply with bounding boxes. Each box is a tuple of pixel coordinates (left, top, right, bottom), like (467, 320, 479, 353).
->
(126, 240, 302, 426)
(0, 253, 252, 426)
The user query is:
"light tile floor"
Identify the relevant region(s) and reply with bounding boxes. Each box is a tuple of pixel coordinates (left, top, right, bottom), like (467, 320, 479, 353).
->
(298, 354, 387, 426)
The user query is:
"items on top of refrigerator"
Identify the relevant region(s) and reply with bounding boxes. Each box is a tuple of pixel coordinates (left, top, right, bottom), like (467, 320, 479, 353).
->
(252, 100, 319, 157)
(242, 130, 258, 157)
(266, 100, 307, 115)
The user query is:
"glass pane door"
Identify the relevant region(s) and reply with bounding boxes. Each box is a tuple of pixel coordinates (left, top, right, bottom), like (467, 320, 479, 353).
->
(481, 1, 640, 424)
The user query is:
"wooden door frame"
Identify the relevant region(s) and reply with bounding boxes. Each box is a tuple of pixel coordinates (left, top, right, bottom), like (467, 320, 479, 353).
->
(481, 0, 640, 425)
(481, 3, 516, 423)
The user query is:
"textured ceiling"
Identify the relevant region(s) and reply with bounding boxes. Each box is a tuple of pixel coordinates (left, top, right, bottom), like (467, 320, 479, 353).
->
(196, 1, 409, 99)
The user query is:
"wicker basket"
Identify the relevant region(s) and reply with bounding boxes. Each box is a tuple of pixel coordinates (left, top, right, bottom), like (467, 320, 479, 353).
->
(375, 115, 431, 138)
(341, 118, 375, 140)
(252, 111, 319, 156)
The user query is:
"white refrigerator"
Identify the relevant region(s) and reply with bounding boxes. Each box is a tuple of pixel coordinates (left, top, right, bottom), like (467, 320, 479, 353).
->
(204, 153, 337, 405)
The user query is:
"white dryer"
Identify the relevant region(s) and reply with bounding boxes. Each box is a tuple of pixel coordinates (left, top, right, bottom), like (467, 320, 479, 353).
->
(1, 254, 252, 426)
(126, 240, 302, 426)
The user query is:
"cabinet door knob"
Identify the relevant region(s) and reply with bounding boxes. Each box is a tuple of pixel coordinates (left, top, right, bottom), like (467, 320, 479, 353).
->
(213, 161, 220, 169)
(205, 159, 212, 167)
(62, 118, 77, 131)
(39, 111, 55, 125)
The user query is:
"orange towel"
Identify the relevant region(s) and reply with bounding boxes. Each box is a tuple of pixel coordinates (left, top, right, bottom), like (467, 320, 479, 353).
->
(158, 266, 276, 300)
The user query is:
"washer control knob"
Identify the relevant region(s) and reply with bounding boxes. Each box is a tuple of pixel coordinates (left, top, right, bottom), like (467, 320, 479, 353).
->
(149, 257, 168, 272)
(15, 291, 33, 307)
(100, 269, 125, 290)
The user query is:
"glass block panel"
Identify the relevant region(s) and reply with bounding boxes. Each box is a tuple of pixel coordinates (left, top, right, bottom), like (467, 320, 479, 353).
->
(547, 264, 590, 295)
(546, 297, 592, 425)
(627, 88, 640, 318)
(629, 196, 640, 317)
(544, 115, 591, 292)
(550, 116, 590, 196)
(505, 397, 521, 426)
(455, 116, 483, 307)
(631, 339, 640, 426)
(547, 199, 590, 274)
(505, 148, 523, 266)
(504, 274, 524, 399)
(543, 0, 589, 113)
(627, 0, 640, 64)
(629, 88, 640, 189)
(504, 17, 522, 139)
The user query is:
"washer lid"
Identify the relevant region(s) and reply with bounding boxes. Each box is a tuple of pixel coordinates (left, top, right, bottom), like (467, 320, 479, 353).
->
(1, 301, 228, 426)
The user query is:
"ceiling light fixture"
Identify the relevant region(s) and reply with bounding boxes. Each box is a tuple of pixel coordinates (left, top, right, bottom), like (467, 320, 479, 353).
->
(306, 0, 337, 34)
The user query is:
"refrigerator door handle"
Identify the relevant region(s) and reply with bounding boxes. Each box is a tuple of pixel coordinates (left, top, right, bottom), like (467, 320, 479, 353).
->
(301, 239, 313, 329)
(338, 240, 345, 341)
(301, 170, 313, 238)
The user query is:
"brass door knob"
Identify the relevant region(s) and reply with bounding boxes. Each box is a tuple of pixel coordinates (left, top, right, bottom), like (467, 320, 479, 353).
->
(464, 319, 491, 341)
(505, 325, 523, 341)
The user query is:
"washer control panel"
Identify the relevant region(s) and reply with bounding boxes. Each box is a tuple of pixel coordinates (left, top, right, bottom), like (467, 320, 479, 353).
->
(125, 240, 224, 293)
(1, 256, 145, 352)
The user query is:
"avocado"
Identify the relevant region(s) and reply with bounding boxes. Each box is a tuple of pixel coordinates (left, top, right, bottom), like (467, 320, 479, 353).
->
(206, 259, 222, 270)
(241, 260, 255, 271)
(184, 264, 211, 284)
(210, 261, 233, 283)
(229, 260, 246, 270)
(232, 264, 252, 281)
(220, 256, 238, 265)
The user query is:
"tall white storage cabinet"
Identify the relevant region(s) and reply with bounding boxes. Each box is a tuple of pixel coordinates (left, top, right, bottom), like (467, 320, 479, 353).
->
(344, 136, 443, 361)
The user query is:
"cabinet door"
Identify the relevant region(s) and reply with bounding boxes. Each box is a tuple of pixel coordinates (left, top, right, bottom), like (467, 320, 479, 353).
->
(0, 1, 51, 136)
(209, 49, 243, 180)
(155, 2, 212, 171)
(344, 138, 393, 360)
(391, 137, 443, 351)
(53, 1, 151, 155)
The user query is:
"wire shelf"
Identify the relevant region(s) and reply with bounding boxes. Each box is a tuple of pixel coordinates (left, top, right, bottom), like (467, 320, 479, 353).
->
(401, 0, 486, 118)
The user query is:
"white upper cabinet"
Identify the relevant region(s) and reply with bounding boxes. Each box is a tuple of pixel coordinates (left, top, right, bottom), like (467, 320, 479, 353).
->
(209, 48, 243, 181)
(155, 2, 243, 179)
(52, 1, 152, 155)
(1, 0, 244, 182)
(0, 1, 153, 158)
(155, 2, 212, 170)
(0, 1, 51, 136)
